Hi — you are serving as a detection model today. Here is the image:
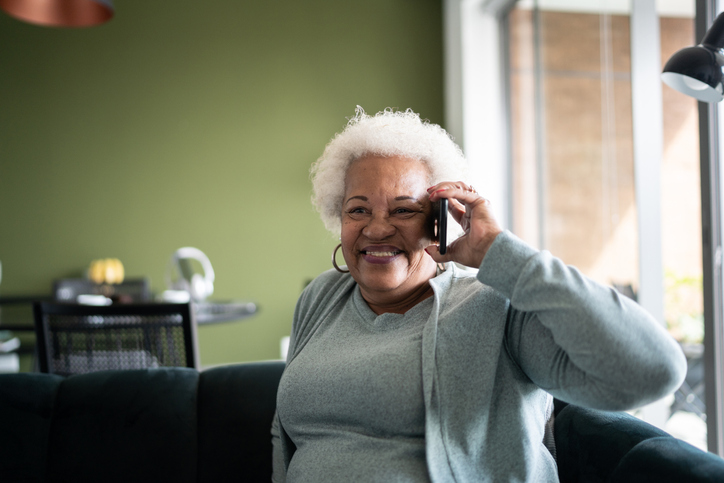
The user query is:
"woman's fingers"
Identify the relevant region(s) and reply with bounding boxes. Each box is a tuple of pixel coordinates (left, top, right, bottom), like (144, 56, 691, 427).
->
(424, 244, 448, 263)
(427, 182, 502, 268)
(428, 184, 490, 230)
(448, 197, 467, 226)
(427, 183, 480, 204)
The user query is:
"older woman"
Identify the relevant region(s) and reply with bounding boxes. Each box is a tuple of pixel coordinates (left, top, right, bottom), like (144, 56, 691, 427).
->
(272, 108, 686, 482)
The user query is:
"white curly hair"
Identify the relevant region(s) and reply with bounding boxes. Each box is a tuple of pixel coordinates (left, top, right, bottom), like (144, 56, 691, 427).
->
(311, 107, 469, 235)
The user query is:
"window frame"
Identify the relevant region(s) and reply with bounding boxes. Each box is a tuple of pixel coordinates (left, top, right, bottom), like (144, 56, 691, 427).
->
(696, 0, 724, 458)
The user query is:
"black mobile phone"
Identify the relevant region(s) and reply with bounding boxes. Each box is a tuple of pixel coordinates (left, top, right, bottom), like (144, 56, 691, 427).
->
(438, 198, 448, 254)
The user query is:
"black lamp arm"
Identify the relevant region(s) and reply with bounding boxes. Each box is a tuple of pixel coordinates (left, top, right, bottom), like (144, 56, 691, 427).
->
(703, 11, 724, 50)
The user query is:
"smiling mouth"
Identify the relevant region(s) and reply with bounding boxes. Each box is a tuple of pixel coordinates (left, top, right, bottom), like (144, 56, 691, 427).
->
(362, 250, 401, 257)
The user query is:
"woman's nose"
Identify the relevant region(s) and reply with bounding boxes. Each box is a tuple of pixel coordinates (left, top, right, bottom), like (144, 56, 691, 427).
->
(362, 214, 395, 239)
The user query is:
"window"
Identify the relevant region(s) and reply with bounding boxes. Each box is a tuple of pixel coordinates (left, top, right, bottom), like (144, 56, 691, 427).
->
(444, 0, 719, 454)
(507, 0, 704, 450)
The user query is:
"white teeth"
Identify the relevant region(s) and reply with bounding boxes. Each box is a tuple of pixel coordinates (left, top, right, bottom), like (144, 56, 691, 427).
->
(366, 251, 398, 257)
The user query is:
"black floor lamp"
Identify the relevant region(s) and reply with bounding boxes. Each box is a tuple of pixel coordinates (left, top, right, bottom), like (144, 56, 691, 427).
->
(663, 11, 724, 103)
(663, 3, 724, 456)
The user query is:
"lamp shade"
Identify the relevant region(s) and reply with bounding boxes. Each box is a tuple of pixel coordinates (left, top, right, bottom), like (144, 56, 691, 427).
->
(662, 12, 724, 103)
(0, 0, 113, 27)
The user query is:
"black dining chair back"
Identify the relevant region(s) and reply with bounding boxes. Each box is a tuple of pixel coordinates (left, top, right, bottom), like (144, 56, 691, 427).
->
(33, 302, 199, 376)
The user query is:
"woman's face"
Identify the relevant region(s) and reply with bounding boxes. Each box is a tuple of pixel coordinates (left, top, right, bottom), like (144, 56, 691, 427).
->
(341, 155, 437, 303)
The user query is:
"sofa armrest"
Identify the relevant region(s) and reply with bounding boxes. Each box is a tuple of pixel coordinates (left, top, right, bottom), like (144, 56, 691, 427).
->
(555, 402, 724, 483)
(0, 373, 63, 482)
(609, 437, 724, 483)
(554, 403, 669, 483)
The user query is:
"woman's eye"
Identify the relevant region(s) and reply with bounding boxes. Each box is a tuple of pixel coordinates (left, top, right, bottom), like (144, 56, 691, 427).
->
(393, 208, 416, 215)
(347, 207, 368, 214)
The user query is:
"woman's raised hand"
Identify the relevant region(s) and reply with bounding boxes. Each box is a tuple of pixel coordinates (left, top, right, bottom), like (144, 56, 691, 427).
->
(426, 182, 503, 269)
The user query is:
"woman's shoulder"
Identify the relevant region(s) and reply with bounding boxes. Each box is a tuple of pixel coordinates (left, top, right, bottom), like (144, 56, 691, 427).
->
(306, 268, 353, 290)
(291, 270, 357, 340)
(432, 264, 511, 334)
(437, 263, 508, 305)
(298, 269, 356, 307)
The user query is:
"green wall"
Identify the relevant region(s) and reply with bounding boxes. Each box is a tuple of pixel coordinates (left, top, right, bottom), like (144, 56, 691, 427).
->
(0, 0, 444, 366)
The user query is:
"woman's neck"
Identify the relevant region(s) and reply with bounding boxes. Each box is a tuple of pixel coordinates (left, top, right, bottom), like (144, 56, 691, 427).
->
(361, 279, 436, 315)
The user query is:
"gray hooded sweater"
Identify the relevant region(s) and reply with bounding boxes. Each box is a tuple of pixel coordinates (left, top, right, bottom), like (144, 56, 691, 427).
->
(272, 231, 687, 482)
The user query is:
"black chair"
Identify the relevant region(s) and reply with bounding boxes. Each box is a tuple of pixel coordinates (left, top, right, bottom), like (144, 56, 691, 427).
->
(33, 302, 199, 376)
(53, 278, 151, 303)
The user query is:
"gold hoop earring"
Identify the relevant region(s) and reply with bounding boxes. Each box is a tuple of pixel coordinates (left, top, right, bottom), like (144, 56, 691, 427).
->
(332, 243, 350, 273)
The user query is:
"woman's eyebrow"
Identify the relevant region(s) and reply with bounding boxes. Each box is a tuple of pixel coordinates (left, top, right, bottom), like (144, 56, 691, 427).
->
(395, 196, 423, 204)
(345, 195, 423, 204)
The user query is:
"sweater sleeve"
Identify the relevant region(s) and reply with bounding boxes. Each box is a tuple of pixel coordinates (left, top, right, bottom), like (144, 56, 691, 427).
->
(477, 231, 687, 410)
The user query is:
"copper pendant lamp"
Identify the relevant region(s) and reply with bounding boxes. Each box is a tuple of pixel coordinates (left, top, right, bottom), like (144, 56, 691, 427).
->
(0, 0, 114, 28)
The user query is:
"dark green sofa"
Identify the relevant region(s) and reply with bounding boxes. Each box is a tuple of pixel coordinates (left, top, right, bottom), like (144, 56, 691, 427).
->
(1, 360, 723, 482)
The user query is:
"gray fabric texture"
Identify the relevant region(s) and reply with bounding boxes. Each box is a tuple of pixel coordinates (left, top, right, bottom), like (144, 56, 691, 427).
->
(277, 289, 431, 482)
(272, 231, 687, 483)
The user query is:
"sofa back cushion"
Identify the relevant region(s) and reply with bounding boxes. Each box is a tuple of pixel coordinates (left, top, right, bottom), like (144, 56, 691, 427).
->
(197, 360, 285, 482)
(47, 368, 199, 483)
